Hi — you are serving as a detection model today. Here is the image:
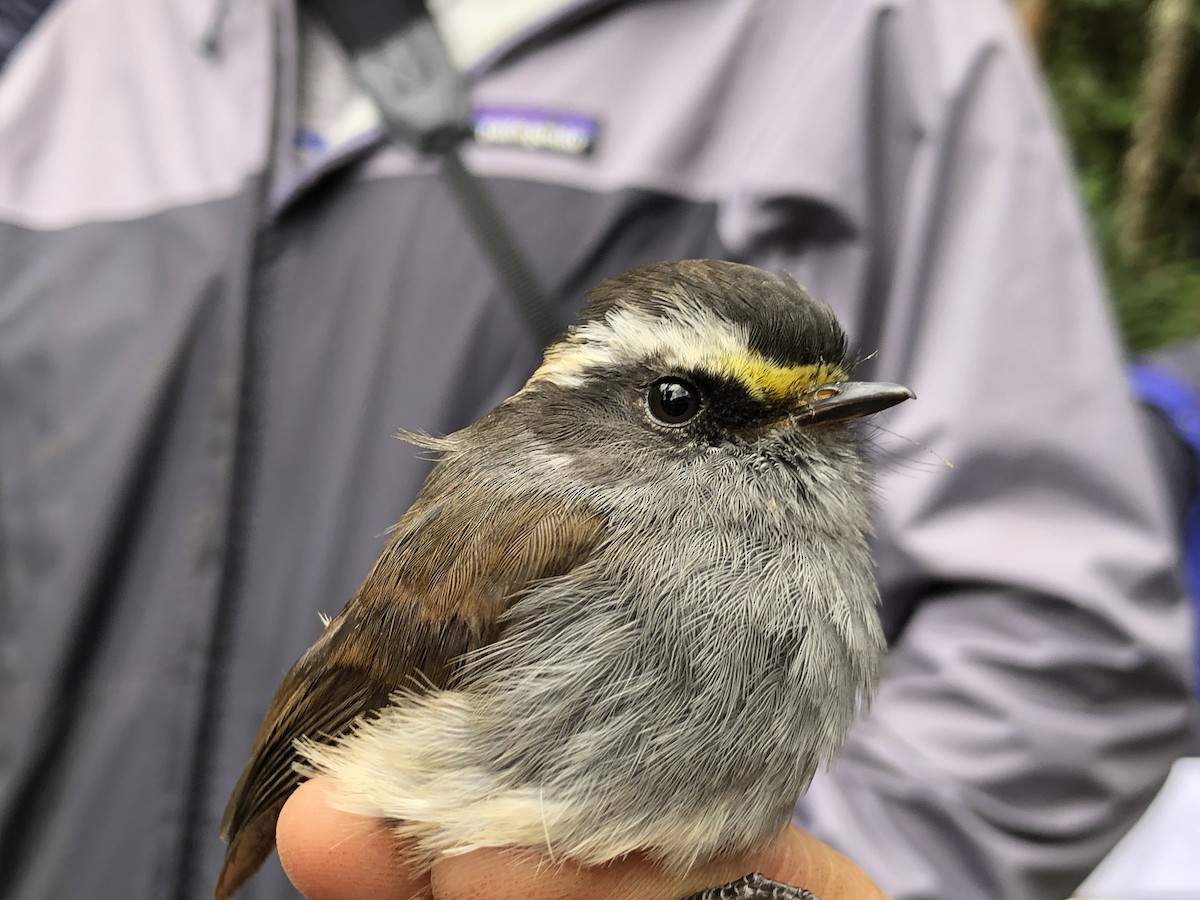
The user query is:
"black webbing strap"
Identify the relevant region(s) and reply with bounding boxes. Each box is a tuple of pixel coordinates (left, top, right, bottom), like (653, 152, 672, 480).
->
(305, 0, 560, 347)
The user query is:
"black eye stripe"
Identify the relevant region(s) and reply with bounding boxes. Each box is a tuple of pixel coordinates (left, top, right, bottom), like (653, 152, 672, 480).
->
(646, 378, 702, 426)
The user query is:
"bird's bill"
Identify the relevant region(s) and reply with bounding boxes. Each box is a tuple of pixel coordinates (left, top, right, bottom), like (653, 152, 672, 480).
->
(794, 381, 914, 425)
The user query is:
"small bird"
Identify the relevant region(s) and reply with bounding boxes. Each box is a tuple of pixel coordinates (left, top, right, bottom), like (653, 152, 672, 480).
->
(215, 259, 912, 900)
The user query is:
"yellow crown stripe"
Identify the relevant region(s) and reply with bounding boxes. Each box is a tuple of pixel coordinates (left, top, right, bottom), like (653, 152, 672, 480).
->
(712, 354, 847, 401)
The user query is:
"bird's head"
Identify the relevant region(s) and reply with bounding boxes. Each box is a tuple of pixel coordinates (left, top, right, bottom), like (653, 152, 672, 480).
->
(472, 260, 912, 499)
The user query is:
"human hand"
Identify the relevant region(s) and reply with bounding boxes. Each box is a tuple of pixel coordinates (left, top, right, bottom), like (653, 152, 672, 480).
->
(277, 778, 885, 900)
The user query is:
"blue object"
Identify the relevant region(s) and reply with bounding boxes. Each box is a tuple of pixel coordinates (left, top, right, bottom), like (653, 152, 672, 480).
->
(1131, 362, 1200, 687)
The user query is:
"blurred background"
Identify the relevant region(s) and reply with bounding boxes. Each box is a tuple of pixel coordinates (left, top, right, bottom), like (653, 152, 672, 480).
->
(1026, 10, 1200, 893)
(1016, 0, 1199, 352)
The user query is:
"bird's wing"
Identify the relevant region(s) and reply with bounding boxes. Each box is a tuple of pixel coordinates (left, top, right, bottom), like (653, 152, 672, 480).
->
(214, 485, 607, 898)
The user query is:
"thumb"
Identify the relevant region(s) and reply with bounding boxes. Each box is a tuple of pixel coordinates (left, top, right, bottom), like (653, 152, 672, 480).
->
(277, 779, 430, 900)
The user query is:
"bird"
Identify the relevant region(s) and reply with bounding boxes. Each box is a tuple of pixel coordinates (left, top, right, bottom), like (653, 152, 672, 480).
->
(215, 258, 913, 900)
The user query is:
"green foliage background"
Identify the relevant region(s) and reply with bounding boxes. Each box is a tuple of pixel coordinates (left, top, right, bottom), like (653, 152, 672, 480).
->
(1042, 0, 1200, 352)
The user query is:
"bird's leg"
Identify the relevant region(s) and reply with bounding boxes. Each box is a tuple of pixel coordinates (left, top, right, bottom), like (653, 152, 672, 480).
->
(683, 872, 819, 899)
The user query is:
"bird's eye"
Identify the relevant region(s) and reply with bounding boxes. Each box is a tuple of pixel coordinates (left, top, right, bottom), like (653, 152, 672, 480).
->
(646, 378, 702, 426)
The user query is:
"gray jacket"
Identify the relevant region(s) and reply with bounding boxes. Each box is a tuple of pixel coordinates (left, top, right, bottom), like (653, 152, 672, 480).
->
(0, 1, 1191, 898)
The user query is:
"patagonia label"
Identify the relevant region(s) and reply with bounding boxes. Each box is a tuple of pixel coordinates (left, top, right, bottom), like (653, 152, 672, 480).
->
(473, 107, 600, 156)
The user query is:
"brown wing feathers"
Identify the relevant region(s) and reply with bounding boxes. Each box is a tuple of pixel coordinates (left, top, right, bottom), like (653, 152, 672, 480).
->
(214, 487, 605, 898)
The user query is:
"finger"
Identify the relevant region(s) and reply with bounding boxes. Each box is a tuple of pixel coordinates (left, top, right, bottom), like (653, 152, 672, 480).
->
(749, 825, 886, 900)
(430, 824, 886, 900)
(276, 779, 430, 900)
